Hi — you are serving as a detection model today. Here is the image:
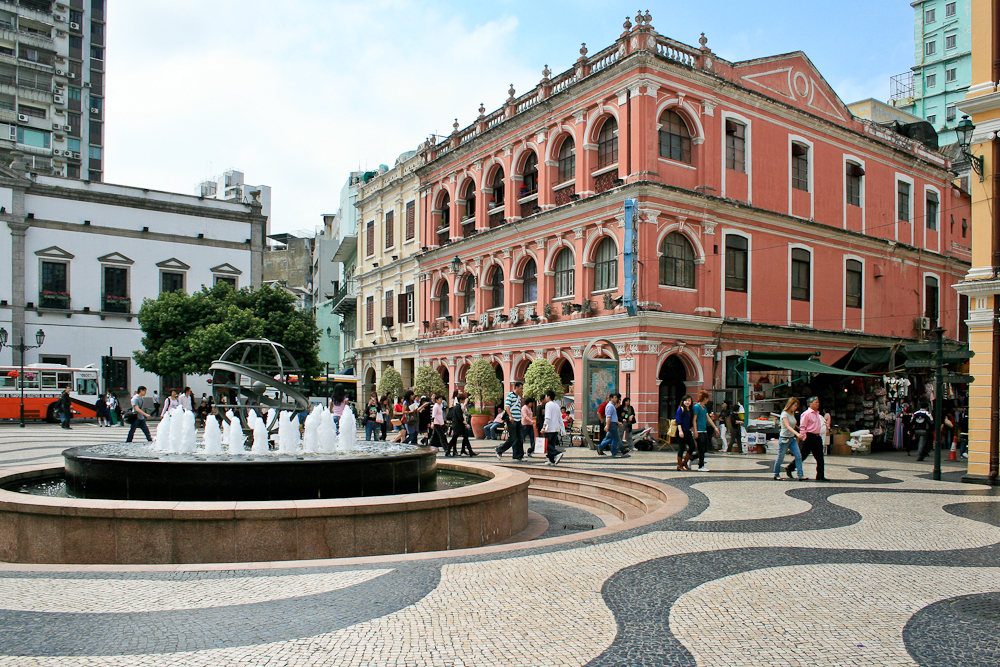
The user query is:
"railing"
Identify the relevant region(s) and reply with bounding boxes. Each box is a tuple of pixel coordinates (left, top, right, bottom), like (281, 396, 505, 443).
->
(515, 92, 539, 114)
(590, 46, 620, 74)
(102, 296, 130, 313)
(655, 36, 698, 67)
(551, 72, 576, 95)
(462, 219, 476, 237)
(329, 279, 358, 314)
(38, 292, 69, 309)
(489, 209, 504, 228)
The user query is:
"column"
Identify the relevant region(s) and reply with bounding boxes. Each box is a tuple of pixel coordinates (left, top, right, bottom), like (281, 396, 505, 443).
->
(6, 219, 27, 367)
(616, 88, 632, 181)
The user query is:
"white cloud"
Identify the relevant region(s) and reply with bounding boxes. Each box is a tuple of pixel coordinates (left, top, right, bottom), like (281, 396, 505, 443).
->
(105, 1, 536, 232)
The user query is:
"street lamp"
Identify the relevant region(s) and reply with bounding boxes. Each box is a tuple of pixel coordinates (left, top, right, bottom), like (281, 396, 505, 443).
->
(956, 115, 985, 182)
(450, 255, 462, 274)
(0, 327, 46, 427)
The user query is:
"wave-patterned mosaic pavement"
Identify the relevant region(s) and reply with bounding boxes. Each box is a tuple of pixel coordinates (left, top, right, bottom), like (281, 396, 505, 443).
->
(0, 424, 998, 666)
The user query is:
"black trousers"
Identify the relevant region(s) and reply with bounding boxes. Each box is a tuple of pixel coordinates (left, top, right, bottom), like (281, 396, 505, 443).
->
(545, 432, 564, 463)
(789, 433, 824, 479)
(431, 424, 448, 452)
(448, 426, 473, 456)
(497, 420, 524, 459)
(693, 432, 710, 468)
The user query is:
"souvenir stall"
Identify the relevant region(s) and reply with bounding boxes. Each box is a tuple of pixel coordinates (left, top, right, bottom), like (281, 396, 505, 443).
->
(736, 352, 871, 453)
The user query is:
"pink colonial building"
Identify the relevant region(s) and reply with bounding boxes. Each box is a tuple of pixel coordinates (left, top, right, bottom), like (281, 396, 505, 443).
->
(408, 13, 971, 432)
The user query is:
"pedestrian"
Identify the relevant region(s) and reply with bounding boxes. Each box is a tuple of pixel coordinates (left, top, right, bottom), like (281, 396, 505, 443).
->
(521, 397, 537, 458)
(380, 394, 391, 441)
(731, 399, 746, 453)
(496, 382, 525, 460)
(363, 395, 381, 441)
(179, 387, 194, 412)
(195, 398, 210, 428)
(447, 392, 476, 457)
(484, 406, 505, 440)
(161, 390, 179, 417)
(619, 396, 637, 452)
(597, 393, 628, 457)
(542, 389, 566, 466)
(913, 399, 935, 461)
(104, 392, 118, 426)
(152, 390, 160, 417)
(57, 387, 73, 429)
(717, 399, 732, 450)
(692, 390, 717, 472)
(789, 396, 828, 481)
(561, 405, 572, 430)
(418, 395, 433, 445)
(773, 397, 806, 481)
(94, 392, 109, 427)
(431, 394, 449, 452)
(401, 390, 422, 445)
(329, 384, 349, 431)
(901, 403, 915, 455)
(125, 386, 152, 442)
(596, 392, 613, 447)
(674, 394, 695, 470)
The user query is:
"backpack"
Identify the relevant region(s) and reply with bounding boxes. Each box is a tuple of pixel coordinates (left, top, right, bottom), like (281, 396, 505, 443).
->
(913, 411, 932, 431)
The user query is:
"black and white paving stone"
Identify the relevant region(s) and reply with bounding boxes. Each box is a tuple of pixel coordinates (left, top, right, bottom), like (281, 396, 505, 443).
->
(0, 424, 997, 666)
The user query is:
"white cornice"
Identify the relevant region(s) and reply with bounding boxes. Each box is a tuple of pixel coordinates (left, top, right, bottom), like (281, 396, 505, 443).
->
(958, 91, 1000, 116)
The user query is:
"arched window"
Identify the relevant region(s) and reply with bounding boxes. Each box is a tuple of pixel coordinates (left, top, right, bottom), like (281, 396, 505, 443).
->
(557, 137, 575, 183)
(658, 110, 692, 164)
(439, 193, 450, 228)
(463, 181, 476, 220)
(490, 168, 505, 208)
(522, 258, 537, 302)
(462, 274, 476, 314)
(554, 248, 575, 298)
(659, 232, 695, 288)
(490, 266, 505, 309)
(438, 281, 450, 318)
(594, 237, 618, 291)
(597, 118, 618, 168)
(521, 153, 538, 196)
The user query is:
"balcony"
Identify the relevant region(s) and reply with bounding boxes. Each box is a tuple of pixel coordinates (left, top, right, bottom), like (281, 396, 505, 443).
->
(329, 279, 358, 316)
(102, 295, 130, 313)
(436, 225, 450, 246)
(462, 218, 476, 237)
(38, 291, 69, 309)
(489, 208, 504, 228)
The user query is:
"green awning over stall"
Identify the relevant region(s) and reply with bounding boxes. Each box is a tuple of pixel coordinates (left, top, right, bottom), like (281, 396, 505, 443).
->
(744, 352, 870, 377)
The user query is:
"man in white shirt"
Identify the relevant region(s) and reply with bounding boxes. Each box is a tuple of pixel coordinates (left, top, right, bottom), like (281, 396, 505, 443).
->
(541, 390, 566, 466)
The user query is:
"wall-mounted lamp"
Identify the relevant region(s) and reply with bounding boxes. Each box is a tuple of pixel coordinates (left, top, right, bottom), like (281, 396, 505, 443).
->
(499, 314, 509, 323)
(450, 255, 462, 274)
(956, 115, 985, 182)
(142, 226, 149, 232)
(568, 193, 580, 202)
(422, 320, 431, 328)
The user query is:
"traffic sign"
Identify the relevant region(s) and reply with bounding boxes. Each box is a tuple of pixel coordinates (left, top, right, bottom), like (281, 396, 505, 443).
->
(941, 350, 975, 361)
(942, 374, 975, 384)
(904, 359, 936, 368)
(904, 343, 938, 353)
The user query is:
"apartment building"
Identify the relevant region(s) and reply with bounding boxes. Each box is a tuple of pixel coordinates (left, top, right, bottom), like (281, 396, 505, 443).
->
(0, 0, 106, 181)
(354, 149, 421, 395)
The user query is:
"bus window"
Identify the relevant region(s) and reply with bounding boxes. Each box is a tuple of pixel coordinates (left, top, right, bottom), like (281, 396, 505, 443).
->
(57, 372, 72, 389)
(41, 372, 58, 389)
(0, 376, 13, 388)
(20, 373, 39, 390)
(76, 378, 98, 396)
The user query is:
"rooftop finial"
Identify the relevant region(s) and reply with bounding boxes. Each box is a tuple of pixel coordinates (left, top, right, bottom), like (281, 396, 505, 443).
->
(508, 83, 515, 99)
(452, 118, 459, 133)
(635, 10, 643, 25)
(699, 32, 708, 50)
(478, 102, 485, 117)
(541, 64, 551, 80)
(623, 16, 632, 31)
(579, 42, 588, 58)
(643, 9, 652, 25)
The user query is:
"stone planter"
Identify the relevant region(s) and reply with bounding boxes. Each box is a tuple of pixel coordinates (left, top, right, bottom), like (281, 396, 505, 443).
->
(470, 412, 492, 439)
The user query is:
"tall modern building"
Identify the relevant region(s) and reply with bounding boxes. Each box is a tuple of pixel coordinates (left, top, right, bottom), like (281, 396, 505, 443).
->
(891, 0, 971, 145)
(0, 0, 106, 181)
(197, 169, 272, 236)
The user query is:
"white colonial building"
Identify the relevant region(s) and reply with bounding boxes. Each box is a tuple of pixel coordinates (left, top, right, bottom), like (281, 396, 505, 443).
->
(0, 153, 266, 397)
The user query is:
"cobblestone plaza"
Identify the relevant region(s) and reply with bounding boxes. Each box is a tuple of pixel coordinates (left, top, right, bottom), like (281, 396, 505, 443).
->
(0, 425, 997, 666)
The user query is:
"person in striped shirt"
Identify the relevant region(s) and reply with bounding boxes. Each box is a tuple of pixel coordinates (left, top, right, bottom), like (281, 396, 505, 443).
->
(496, 382, 524, 461)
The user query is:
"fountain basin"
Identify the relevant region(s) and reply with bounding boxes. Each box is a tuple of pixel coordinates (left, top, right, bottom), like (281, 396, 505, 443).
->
(0, 461, 529, 564)
(62, 444, 437, 501)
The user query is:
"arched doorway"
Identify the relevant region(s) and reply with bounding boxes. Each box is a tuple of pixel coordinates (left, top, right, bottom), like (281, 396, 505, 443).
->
(556, 358, 575, 393)
(438, 366, 450, 398)
(364, 367, 377, 402)
(658, 356, 687, 426)
(493, 363, 505, 395)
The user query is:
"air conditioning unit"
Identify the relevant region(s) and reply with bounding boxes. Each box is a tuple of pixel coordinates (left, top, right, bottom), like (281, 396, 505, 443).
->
(380, 316, 394, 328)
(69, 22, 80, 30)
(68, 73, 75, 79)
(64, 124, 72, 131)
(459, 315, 470, 329)
(55, 69, 64, 75)
(915, 317, 931, 331)
(52, 149, 62, 155)
(53, 95, 64, 104)
(17, 114, 28, 122)
(83, 82, 91, 88)
(89, 107, 98, 113)
(71, 151, 80, 158)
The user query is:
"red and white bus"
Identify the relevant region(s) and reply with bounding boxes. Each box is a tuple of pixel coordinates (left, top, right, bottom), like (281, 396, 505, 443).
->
(0, 364, 101, 422)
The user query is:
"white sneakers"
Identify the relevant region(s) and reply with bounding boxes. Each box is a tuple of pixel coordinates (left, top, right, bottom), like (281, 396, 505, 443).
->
(698, 466, 710, 472)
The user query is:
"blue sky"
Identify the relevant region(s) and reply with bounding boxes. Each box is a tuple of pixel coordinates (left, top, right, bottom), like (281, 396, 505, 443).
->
(105, 1, 916, 234)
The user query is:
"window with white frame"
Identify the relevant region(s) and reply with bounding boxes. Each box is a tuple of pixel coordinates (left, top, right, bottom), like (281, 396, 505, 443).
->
(946, 105, 956, 121)
(725, 119, 746, 173)
(490, 266, 504, 309)
(926, 190, 939, 230)
(925, 7, 935, 22)
(791, 248, 810, 301)
(926, 72, 937, 88)
(945, 1, 956, 16)
(925, 40, 936, 55)
(659, 232, 695, 288)
(898, 180, 911, 221)
(925, 275, 939, 327)
(593, 238, 618, 291)
(438, 282, 450, 318)
(927, 113, 937, 125)
(846, 161, 864, 207)
(521, 259, 537, 302)
(791, 142, 809, 192)
(725, 235, 748, 292)
(462, 274, 476, 314)
(846, 259, 862, 309)
(553, 248, 575, 298)
(557, 137, 575, 183)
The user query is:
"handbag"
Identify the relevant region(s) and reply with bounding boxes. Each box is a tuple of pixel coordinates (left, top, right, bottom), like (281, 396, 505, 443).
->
(406, 409, 419, 428)
(667, 419, 678, 438)
(124, 410, 138, 425)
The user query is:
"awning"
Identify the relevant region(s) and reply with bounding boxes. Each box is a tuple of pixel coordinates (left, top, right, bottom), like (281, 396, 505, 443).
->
(746, 357, 870, 377)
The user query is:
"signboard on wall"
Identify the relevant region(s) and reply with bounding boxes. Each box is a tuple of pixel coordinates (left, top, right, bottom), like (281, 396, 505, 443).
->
(585, 359, 618, 425)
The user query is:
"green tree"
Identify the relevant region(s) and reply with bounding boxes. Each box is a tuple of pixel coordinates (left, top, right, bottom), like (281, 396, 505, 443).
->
(414, 365, 447, 398)
(134, 282, 321, 377)
(464, 358, 503, 412)
(376, 366, 404, 398)
(523, 358, 564, 401)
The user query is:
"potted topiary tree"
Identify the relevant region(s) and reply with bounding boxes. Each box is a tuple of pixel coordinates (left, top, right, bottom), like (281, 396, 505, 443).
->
(376, 366, 404, 399)
(464, 358, 503, 438)
(414, 364, 447, 398)
(523, 358, 564, 402)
